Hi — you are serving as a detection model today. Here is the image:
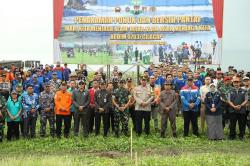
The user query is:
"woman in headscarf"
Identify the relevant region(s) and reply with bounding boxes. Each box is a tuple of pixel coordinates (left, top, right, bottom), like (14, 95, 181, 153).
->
(205, 83, 224, 140)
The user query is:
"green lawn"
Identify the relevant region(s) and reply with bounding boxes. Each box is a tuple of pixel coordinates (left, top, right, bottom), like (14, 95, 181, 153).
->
(0, 117, 249, 165)
(61, 51, 121, 65)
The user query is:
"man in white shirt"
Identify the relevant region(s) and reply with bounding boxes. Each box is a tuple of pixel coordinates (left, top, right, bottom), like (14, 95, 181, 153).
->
(200, 76, 211, 133)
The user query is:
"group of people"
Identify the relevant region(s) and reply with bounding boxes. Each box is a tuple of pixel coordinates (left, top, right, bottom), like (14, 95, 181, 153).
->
(0, 62, 249, 142)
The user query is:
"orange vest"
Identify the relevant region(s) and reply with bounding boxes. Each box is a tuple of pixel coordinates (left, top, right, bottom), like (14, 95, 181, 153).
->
(54, 90, 72, 115)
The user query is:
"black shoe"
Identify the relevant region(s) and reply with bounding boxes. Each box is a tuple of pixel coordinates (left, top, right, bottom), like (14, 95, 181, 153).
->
(173, 133, 177, 138)
(155, 128, 159, 133)
(124, 132, 130, 137)
(115, 132, 119, 138)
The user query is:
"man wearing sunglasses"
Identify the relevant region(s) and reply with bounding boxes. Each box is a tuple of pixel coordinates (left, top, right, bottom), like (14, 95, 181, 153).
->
(228, 77, 248, 140)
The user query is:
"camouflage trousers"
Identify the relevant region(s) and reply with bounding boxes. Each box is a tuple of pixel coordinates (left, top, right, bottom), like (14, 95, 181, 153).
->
(114, 109, 129, 135)
(0, 120, 5, 141)
(40, 113, 55, 137)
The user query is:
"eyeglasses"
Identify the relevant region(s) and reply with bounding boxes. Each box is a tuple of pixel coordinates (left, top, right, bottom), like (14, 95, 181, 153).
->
(233, 81, 240, 83)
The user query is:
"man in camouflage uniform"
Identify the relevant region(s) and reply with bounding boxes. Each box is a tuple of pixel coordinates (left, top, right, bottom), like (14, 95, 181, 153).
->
(39, 83, 55, 137)
(217, 76, 233, 128)
(112, 79, 131, 137)
(0, 95, 6, 142)
(49, 72, 61, 93)
(0, 73, 11, 100)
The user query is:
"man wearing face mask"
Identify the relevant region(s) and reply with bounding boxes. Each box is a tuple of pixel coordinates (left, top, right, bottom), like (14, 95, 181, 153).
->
(228, 77, 248, 140)
(205, 83, 224, 140)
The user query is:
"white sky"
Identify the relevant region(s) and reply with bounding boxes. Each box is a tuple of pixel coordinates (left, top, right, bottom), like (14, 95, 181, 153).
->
(0, 0, 249, 70)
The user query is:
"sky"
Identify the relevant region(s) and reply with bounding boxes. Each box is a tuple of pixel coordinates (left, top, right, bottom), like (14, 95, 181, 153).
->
(0, 0, 249, 71)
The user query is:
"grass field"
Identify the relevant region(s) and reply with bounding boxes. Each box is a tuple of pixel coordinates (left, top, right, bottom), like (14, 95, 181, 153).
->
(0, 117, 249, 166)
(61, 52, 122, 65)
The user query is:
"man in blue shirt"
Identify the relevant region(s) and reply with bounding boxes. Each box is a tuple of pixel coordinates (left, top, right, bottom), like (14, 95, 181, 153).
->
(180, 77, 201, 137)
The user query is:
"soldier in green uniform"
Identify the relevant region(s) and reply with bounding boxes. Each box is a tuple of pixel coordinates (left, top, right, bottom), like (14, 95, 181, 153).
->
(0, 94, 7, 142)
(217, 76, 233, 128)
(112, 79, 131, 137)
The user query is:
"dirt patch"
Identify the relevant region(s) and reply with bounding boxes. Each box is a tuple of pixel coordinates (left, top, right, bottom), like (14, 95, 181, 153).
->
(89, 151, 126, 159)
(143, 148, 180, 157)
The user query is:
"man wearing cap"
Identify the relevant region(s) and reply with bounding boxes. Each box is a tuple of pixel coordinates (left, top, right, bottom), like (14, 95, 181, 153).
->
(241, 77, 250, 134)
(159, 81, 177, 138)
(6, 90, 22, 140)
(11, 74, 23, 92)
(72, 81, 90, 137)
(149, 75, 160, 132)
(228, 77, 248, 139)
(67, 80, 77, 128)
(217, 76, 233, 128)
(112, 79, 131, 137)
(200, 76, 212, 133)
(63, 63, 71, 82)
(107, 81, 115, 133)
(29, 74, 43, 95)
(43, 68, 52, 83)
(54, 81, 72, 138)
(88, 80, 99, 133)
(94, 80, 111, 136)
(22, 84, 40, 138)
(200, 66, 207, 82)
(0, 73, 11, 100)
(0, 94, 6, 142)
(49, 72, 62, 93)
(180, 77, 200, 137)
(39, 82, 55, 137)
(53, 62, 64, 81)
(213, 71, 223, 88)
(126, 77, 136, 131)
(134, 76, 154, 136)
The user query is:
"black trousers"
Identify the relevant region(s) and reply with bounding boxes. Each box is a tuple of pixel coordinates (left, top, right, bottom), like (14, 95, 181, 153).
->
(20, 116, 24, 137)
(7, 121, 20, 140)
(221, 102, 230, 128)
(69, 112, 75, 130)
(135, 111, 151, 135)
(56, 115, 71, 137)
(89, 107, 95, 133)
(95, 112, 109, 136)
(23, 116, 37, 138)
(74, 112, 89, 137)
(108, 108, 115, 132)
(129, 107, 136, 131)
(229, 113, 246, 139)
(183, 110, 199, 136)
